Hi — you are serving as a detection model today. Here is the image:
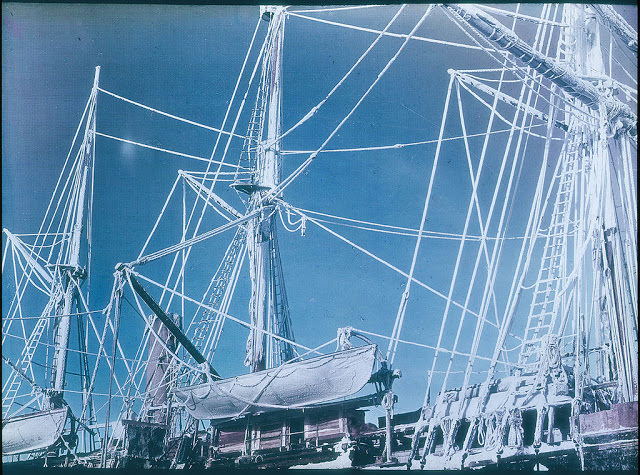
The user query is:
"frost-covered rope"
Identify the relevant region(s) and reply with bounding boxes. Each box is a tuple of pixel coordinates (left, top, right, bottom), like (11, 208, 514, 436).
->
(278, 207, 305, 233)
(124, 272, 210, 374)
(137, 176, 181, 260)
(10, 249, 51, 295)
(160, 16, 265, 311)
(279, 201, 496, 324)
(290, 5, 382, 14)
(72, 274, 133, 377)
(97, 88, 246, 139)
(2, 309, 105, 321)
(475, 5, 569, 27)
(457, 81, 561, 139)
(484, 94, 563, 385)
(182, 174, 238, 222)
(286, 11, 483, 51)
(271, 5, 405, 146)
(442, 6, 597, 125)
(387, 73, 454, 366)
(427, 3, 556, 401)
(95, 132, 247, 168)
(266, 6, 436, 204)
(279, 123, 554, 155)
(3, 144, 83, 337)
(117, 295, 157, 409)
(31, 93, 91, 257)
(354, 327, 517, 365)
(131, 270, 323, 356)
(131, 209, 260, 267)
(285, 206, 536, 241)
(202, 243, 246, 361)
(0, 332, 137, 364)
(457, 6, 560, 395)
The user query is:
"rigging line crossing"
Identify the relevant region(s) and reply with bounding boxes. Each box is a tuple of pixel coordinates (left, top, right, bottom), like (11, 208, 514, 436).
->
(435, 75, 526, 393)
(183, 184, 232, 224)
(3, 143, 83, 335)
(443, 6, 599, 126)
(71, 273, 133, 376)
(473, 2, 559, 362)
(448, 1, 562, 393)
(187, 229, 245, 360)
(485, 90, 563, 384)
(47, 148, 83, 265)
(279, 201, 499, 324)
(130, 208, 260, 267)
(279, 123, 557, 155)
(181, 171, 242, 218)
(451, 4, 638, 133)
(1, 235, 9, 273)
(137, 175, 180, 259)
(0, 333, 135, 378)
(3, 232, 69, 237)
(129, 270, 325, 357)
(458, 13, 555, 393)
(286, 11, 484, 51)
(481, 31, 559, 355)
(3, 250, 26, 345)
(15, 236, 68, 252)
(180, 170, 243, 177)
(2, 309, 106, 321)
(202, 241, 247, 363)
(289, 5, 382, 14)
(97, 88, 246, 139)
(9, 244, 50, 295)
(387, 72, 454, 366)
(182, 175, 238, 223)
(354, 327, 518, 366)
(123, 272, 214, 377)
(422, 55, 517, 402)
(264, 6, 436, 205)
(192, 13, 263, 207)
(282, 195, 544, 242)
(26, 93, 92, 261)
(457, 81, 569, 138)
(484, 10, 564, 323)
(269, 5, 406, 147)
(183, 230, 244, 337)
(159, 16, 267, 311)
(475, 5, 569, 28)
(77, 276, 128, 424)
(95, 132, 248, 169)
(117, 295, 158, 408)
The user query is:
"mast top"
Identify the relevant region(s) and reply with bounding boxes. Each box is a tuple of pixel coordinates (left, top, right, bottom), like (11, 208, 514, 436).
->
(260, 5, 284, 21)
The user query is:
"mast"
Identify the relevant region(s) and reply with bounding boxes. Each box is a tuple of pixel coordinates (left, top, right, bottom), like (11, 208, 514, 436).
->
(240, 6, 295, 372)
(562, 4, 638, 402)
(50, 66, 100, 404)
(590, 4, 638, 54)
(444, 4, 637, 136)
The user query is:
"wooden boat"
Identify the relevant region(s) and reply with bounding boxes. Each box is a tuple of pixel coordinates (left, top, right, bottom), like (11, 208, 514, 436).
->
(2, 407, 68, 456)
(172, 344, 377, 420)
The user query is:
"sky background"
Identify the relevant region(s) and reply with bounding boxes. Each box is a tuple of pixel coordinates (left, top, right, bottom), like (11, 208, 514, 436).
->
(3, 3, 637, 424)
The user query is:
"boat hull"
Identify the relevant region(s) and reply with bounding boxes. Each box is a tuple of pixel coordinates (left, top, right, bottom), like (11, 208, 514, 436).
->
(173, 345, 377, 420)
(2, 407, 68, 455)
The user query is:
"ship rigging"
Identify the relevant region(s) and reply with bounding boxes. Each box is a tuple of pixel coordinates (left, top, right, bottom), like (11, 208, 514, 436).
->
(2, 3, 637, 470)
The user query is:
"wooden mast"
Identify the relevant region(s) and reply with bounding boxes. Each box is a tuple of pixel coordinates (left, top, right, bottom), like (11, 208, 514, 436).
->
(50, 66, 100, 405)
(243, 6, 295, 373)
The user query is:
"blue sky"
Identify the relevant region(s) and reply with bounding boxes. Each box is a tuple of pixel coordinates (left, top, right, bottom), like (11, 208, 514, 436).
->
(3, 4, 637, 422)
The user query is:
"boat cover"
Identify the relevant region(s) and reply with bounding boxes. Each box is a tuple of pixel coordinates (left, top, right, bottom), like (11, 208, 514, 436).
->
(173, 344, 377, 420)
(2, 407, 68, 455)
